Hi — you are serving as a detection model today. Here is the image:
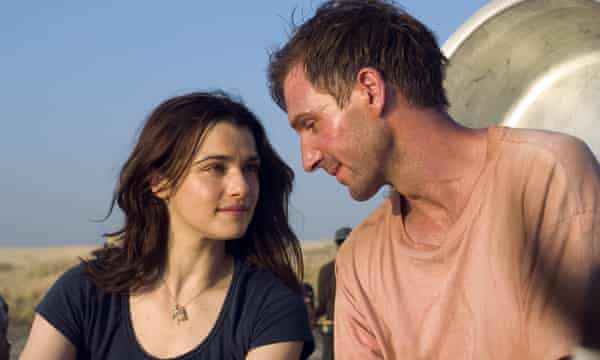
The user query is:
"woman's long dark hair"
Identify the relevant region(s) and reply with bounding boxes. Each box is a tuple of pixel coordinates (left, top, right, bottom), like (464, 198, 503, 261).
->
(84, 91, 303, 293)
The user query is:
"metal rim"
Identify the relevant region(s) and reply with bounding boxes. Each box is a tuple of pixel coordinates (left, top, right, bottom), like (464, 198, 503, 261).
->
(442, 0, 600, 57)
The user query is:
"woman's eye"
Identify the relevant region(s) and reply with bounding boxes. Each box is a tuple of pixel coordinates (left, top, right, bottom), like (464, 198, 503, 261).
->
(205, 163, 226, 173)
(244, 163, 261, 173)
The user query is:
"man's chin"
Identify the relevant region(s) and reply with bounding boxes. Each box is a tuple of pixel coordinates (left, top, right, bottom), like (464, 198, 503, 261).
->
(348, 185, 379, 202)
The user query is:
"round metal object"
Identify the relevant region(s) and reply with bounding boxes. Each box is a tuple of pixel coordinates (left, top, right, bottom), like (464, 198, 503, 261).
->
(443, 0, 600, 158)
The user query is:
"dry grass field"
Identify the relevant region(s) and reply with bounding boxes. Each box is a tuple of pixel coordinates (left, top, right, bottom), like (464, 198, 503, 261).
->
(0, 241, 336, 359)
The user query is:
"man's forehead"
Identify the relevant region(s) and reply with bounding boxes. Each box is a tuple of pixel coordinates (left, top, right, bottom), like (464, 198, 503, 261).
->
(282, 64, 311, 112)
(283, 65, 334, 122)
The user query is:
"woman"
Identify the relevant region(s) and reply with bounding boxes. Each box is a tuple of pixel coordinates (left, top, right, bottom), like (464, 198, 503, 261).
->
(20, 92, 314, 359)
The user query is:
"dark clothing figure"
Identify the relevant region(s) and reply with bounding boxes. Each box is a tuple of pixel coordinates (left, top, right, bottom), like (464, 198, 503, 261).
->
(315, 261, 336, 322)
(302, 282, 316, 326)
(0, 295, 9, 360)
(315, 227, 351, 360)
(315, 260, 336, 360)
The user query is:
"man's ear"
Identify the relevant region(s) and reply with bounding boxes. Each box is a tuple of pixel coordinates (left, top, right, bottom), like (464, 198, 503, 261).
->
(151, 175, 171, 200)
(356, 67, 386, 117)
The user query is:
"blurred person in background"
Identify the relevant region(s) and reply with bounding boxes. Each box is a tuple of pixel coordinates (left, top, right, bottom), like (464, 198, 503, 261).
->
(302, 282, 316, 326)
(0, 295, 9, 360)
(315, 226, 351, 360)
(19, 92, 314, 360)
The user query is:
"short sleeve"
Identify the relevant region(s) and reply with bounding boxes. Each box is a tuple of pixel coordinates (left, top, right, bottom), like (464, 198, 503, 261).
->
(35, 264, 87, 349)
(249, 279, 314, 359)
(334, 247, 382, 360)
(523, 211, 600, 358)
(519, 137, 600, 357)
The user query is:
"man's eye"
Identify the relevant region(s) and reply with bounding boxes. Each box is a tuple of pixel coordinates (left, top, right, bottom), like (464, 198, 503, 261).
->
(305, 120, 316, 133)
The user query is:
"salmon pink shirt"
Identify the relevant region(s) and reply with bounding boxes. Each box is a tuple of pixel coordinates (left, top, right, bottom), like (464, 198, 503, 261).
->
(335, 127, 600, 359)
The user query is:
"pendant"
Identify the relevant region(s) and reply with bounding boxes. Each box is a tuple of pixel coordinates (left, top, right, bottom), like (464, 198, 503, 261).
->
(171, 304, 188, 324)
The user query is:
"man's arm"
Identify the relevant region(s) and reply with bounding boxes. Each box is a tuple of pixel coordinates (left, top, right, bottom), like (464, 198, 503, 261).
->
(334, 259, 382, 360)
(521, 137, 600, 358)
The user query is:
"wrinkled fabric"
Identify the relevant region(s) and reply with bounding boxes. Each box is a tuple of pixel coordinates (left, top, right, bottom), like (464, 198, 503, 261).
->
(335, 127, 600, 359)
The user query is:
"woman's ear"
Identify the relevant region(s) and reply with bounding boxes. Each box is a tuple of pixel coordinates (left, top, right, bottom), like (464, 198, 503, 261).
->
(151, 175, 171, 200)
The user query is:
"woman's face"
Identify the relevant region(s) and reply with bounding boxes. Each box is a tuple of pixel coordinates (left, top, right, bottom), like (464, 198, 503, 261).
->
(156, 121, 260, 243)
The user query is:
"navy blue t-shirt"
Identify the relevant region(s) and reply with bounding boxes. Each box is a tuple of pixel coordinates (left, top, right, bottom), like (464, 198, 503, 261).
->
(36, 260, 314, 359)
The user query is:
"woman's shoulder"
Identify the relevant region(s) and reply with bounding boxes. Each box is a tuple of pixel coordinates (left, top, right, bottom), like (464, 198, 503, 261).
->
(229, 260, 314, 357)
(230, 260, 306, 317)
(53, 262, 93, 290)
(41, 260, 111, 308)
(35, 261, 123, 352)
(235, 260, 299, 297)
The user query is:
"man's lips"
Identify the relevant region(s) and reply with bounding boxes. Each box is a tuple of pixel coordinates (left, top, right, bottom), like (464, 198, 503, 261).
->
(325, 164, 341, 177)
(321, 161, 347, 184)
(324, 164, 347, 185)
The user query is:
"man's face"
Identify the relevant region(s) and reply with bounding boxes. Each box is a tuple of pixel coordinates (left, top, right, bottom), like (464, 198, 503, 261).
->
(282, 65, 390, 201)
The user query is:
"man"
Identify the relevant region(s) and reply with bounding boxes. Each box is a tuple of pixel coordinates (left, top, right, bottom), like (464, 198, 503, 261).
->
(0, 295, 10, 360)
(267, 1, 600, 358)
(314, 227, 351, 360)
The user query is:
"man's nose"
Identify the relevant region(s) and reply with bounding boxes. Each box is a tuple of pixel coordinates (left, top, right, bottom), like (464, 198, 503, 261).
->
(301, 138, 322, 172)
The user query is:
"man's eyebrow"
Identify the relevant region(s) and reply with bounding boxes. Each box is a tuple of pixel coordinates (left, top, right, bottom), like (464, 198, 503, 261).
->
(290, 105, 327, 130)
(290, 112, 313, 131)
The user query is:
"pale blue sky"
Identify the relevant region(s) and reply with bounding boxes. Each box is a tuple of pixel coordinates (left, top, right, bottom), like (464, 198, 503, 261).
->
(0, 1, 490, 247)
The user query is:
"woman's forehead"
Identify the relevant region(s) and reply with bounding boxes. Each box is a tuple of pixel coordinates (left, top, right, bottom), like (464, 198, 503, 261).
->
(194, 122, 258, 160)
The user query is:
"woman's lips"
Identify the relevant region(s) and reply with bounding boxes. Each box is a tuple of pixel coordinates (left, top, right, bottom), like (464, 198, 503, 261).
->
(217, 206, 249, 216)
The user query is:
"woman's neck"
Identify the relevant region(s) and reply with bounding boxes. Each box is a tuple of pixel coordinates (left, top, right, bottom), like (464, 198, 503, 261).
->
(163, 237, 233, 299)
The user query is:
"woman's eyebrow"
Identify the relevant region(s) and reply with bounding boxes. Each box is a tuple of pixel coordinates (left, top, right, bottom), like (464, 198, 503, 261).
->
(192, 154, 260, 166)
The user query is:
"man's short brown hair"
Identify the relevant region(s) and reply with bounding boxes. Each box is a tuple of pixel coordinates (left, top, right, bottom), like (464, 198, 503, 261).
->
(268, 0, 448, 111)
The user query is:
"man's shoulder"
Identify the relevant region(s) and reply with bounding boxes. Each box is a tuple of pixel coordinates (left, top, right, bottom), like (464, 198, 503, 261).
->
(498, 127, 597, 171)
(337, 197, 392, 267)
(496, 127, 600, 217)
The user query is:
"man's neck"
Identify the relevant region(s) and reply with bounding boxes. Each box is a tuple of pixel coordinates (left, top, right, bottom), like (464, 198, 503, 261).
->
(385, 106, 489, 238)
